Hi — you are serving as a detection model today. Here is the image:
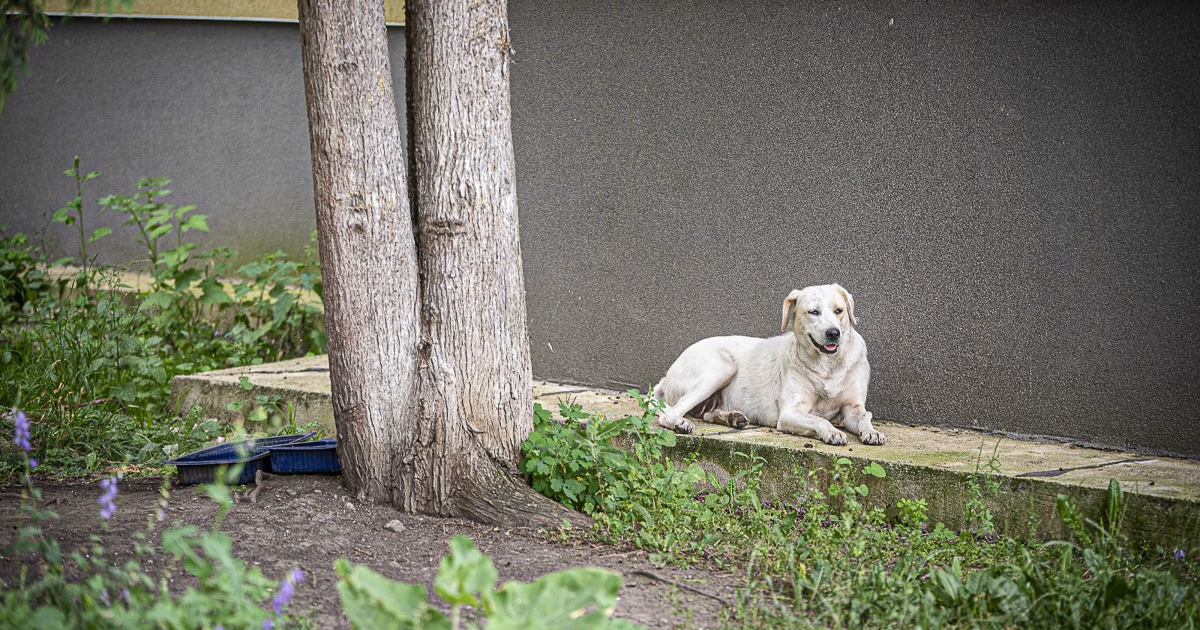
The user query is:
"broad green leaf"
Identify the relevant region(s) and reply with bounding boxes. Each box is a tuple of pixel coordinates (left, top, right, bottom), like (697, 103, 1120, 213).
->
(434, 535, 498, 607)
(487, 567, 627, 630)
(335, 559, 450, 630)
(172, 267, 202, 291)
(138, 290, 174, 312)
(271, 291, 297, 325)
(27, 607, 68, 626)
(88, 227, 112, 243)
(862, 461, 886, 478)
(181, 211, 209, 233)
(198, 278, 233, 305)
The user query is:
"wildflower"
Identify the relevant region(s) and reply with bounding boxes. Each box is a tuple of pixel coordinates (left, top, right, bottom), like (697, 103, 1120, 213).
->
(1174, 548, 1186, 562)
(99, 476, 119, 520)
(272, 568, 305, 615)
(262, 619, 274, 630)
(13, 410, 32, 452)
(28, 458, 37, 470)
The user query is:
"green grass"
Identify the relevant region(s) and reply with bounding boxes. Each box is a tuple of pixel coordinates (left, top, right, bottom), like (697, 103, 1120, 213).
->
(523, 397, 1200, 629)
(0, 162, 325, 479)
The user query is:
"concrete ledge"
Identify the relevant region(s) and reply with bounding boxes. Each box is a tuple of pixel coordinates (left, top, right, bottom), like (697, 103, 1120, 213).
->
(170, 354, 1200, 550)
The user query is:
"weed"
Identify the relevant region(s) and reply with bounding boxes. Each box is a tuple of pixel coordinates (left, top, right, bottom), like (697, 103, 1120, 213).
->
(335, 535, 645, 630)
(964, 439, 1003, 537)
(1, 412, 312, 629)
(0, 162, 325, 478)
(518, 397, 1199, 629)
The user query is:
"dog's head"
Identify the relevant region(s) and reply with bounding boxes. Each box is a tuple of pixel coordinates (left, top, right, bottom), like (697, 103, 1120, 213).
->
(781, 284, 857, 355)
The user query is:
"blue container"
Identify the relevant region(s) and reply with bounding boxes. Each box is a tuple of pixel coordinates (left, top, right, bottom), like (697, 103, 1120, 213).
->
(164, 432, 317, 485)
(165, 451, 272, 486)
(267, 439, 340, 474)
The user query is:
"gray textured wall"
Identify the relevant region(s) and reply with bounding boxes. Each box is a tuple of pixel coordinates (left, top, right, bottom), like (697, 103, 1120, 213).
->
(0, 18, 406, 266)
(508, 0, 1200, 456)
(1, 2, 1197, 457)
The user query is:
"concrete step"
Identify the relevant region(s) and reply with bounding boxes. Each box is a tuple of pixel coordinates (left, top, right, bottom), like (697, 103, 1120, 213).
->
(171, 354, 1199, 551)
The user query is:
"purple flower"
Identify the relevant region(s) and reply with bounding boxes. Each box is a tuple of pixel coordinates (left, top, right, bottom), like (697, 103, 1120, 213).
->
(272, 568, 305, 615)
(28, 459, 37, 470)
(1174, 548, 1186, 562)
(98, 476, 119, 520)
(13, 410, 32, 452)
(262, 619, 274, 630)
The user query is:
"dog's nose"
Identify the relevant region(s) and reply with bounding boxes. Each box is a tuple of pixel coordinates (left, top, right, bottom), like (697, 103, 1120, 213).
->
(825, 328, 841, 341)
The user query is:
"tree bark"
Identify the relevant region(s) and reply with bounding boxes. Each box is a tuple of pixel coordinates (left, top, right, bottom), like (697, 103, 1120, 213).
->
(296, 0, 420, 505)
(300, 0, 582, 527)
(407, 0, 571, 526)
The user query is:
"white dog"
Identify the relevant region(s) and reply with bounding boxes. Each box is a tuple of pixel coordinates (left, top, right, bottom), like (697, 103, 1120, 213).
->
(653, 284, 885, 446)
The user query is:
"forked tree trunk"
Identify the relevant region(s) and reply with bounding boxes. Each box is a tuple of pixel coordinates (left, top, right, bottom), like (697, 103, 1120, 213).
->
(299, 0, 578, 526)
(296, 0, 420, 503)
(407, 0, 570, 525)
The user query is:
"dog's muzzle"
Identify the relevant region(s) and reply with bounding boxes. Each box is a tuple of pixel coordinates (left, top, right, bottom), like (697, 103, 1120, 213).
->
(810, 331, 840, 354)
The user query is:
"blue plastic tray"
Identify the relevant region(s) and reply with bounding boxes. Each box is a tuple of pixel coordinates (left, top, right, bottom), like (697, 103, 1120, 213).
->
(166, 451, 272, 486)
(164, 432, 317, 485)
(267, 439, 340, 474)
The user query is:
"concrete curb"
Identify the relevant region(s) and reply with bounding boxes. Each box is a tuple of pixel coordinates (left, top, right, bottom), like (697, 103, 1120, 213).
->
(170, 354, 1200, 551)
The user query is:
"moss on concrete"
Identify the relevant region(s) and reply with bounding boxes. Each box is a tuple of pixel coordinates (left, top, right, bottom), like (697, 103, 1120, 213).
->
(171, 356, 1200, 551)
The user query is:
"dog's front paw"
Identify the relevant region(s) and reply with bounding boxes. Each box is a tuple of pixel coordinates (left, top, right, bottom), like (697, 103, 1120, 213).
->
(654, 414, 695, 434)
(860, 429, 887, 446)
(820, 429, 848, 446)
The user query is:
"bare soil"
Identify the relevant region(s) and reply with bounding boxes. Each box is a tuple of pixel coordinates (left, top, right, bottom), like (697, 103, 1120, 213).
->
(1, 473, 740, 629)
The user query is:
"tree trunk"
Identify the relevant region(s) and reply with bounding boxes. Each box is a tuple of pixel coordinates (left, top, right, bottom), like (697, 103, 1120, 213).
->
(300, 0, 581, 527)
(407, 0, 569, 525)
(296, 0, 420, 504)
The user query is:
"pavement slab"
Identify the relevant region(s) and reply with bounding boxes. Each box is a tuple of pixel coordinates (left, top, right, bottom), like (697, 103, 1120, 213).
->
(172, 354, 1200, 551)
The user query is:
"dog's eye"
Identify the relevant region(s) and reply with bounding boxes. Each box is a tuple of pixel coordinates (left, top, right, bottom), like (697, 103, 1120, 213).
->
(808, 309, 820, 316)
(834, 308, 843, 315)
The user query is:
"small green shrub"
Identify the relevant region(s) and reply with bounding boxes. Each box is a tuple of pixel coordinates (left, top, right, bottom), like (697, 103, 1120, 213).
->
(0, 161, 325, 478)
(520, 392, 677, 516)
(0, 229, 46, 324)
(518, 401, 1198, 629)
(964, 440, 1003, 537)
(2, 413, 311, 629)
(335, 535, 645, 630)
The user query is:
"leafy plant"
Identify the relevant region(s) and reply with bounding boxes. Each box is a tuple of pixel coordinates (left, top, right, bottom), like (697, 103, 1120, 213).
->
(50, 157, 105, 286)
(964, 440, 1003, 537)
(0, 227, 46, 324)
(335, 535, 645, 630)
(520, 393, 675, 516)
(1, 410, 311, 629)
(518, 405, 1199, 629)
(895, 497, 928, 530)
(0, 163, 326, 478)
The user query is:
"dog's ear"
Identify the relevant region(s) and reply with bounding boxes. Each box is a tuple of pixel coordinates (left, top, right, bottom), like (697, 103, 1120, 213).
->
(781, 289, 803, 332)
(835, 284, 857, 326)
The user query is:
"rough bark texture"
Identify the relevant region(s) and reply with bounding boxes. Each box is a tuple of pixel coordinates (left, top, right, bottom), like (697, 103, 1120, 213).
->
(300, 0, 577, 527)
(297, 0, 420, 505)
(408, 0, 567, 525)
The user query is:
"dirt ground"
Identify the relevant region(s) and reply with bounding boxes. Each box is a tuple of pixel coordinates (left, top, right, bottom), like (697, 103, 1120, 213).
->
(1, 473, 741, 629)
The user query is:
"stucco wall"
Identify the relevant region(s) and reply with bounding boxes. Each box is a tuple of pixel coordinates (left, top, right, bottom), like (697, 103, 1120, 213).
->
(1, 2, 1197, 457)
